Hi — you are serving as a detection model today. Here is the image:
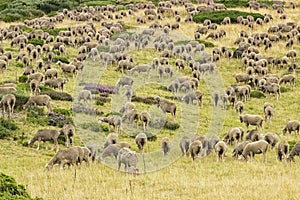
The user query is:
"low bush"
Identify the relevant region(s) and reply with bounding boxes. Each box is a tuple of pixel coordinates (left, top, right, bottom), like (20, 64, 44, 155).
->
(41, 28, 68, 36)
(18, 75, 28, 83)
(52, 108, 72, 116)
(53, 56, 69, 64)
(28, 39, 44, 46)
(288, 140, 297, 152)
(80, 122, 108, 132)
(47, 112, 74, 128)
(132, 96, 157, 105)
(40, 91, 73, 101)
(197, 40, 215, 48)
(250, 91, 266, 98)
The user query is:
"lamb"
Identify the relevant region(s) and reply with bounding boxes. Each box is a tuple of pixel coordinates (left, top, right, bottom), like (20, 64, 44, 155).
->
(0, 94, 16, 119)
(240, 114, 263, 130)
(263, 132, 278, 150)
(135, 133, 147, 151)
(23, 95, 52, 113)
(179, 136, 191, 156)
(264, 104, 274, 123)
(117, 147, 139, 172)
(45, 147, 80, 170)
(116, 76, 134, 87)
(60, 124, 75, 148)
(43, 78, 68, 92)
(232, 140, 250, 159)
(154, 96, 176, 120)
(140, 111, 151, 131)
(98, 115, 122, 133)
(189, 140, 202, 161)
(161, 137, 171, 156)
(56, 61, 77, 78)
(78, 89, 93, 106)
(282, 120, 300, 135)
(223, 127, 244, 145)
(215, 141, 228, 162)
(287, 141, 300, 162)
(102, 133, 119, 149)
(86, 141, 98, 162)
(240, 140, 269, 162)
(277, 141, 289, 162)
(28, 129, 61, 151)
(235, 101, 244, 114)
(130, 64, 151, 78)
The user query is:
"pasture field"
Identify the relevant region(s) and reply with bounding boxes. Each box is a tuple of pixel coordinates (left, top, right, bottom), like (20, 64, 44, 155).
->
(1, 1, 300, 199)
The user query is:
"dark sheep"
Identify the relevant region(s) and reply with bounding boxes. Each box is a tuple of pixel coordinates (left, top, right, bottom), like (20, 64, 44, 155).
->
(135, 133, 147, 151)
(161, 137, 171, 156)
(215, 141, 228, 162)
(277, 141, 289, 162)
(189, 140, 202, 161)
(154, 96, 176, 120)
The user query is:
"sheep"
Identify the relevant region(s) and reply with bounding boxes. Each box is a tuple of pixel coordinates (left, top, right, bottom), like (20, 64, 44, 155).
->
(60, 124, 75, 148)
(117, 147, 139, 172)
(287, 141, 300, 162)
(179, 136, 191, 156)
(240, 140, 269, 162)
(98, 115, 122, 133)
(263, 132, 278, 150)
(0, 86, 17, 93)
(130, 64, 151, 78)
(45, 147, 80, 170)
(119, 102, 136, 113)
(80, 147, 91, 166)
(123, 85, 134, 102)
(245, 129, 260, 142)
(43, 78, 68, 92)
(86, 142, 98, 162)
(161, 137, 171, 156)
(189, 140, 202, 161)
(277, 141, 289, 162)
(122, 108, 139, 127)
(29, 79, 40, 95)
(211, 91, 220, 107)
(235, 73, 250, 84)
(135, 133, 147, 151)
(223, 127, 244, 145)
(117, 76, 134, 87)
(240, 114, 263, 130)
(23, 95, 52, 113)
(182, 90, 203, 106)
(140, 111, 151, 131)
(215, 141, 228, 162)
(102, 133, 119, 149)
(56, 61, 77, 78)
(0, 94, 16, 119)
(28, 129, 61, 151)
(232, 140, 250, 159)
(260, 83, 280, 100)
(264, 105, 274, 123)
(23, 66, 35, 75)
(27, 72, 44, 83)
(154, 96, 176, 120)
(98, 144, 122, 162)
(235, 101, 244, 114)
(45, 69, 58, 80)
(282, 120, 300, 135)
(78, 89, 93, 106)
(201, 135, 220, 157)
(279, 74, 295, 88)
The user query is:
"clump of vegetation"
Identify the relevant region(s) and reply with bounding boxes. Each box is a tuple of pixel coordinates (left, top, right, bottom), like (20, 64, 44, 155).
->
(47, 112, 74, 128)
(288, 140, 297, 152)
(41, 28, 68, 36)
(217, 0, 273, 8)
(83, 83, 119, 94)
(40, 91, 73, 101)
(53, 56, 69, 64)
(28, 39, 44, 46)
(132, 96, 157, 105)
(193, 10, 264, 24)
(0, 172, 43, 200)
(16, 62, 24, 68)
(80, 122, 108, 132)
(19, 75, 28, 83)
(97, 45, 110, 53)
(250, 91, 266, 98)
(52, 108, 72, 116)
(164, 121, 180, 130)
(197, 40, 215, 47)
(0, 118, 19, 139)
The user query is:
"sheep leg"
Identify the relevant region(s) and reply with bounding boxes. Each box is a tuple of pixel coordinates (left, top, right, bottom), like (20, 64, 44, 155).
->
(47, 103, 52, 113)
(263, 152, 266, 162)
(37, 138, 41, 150)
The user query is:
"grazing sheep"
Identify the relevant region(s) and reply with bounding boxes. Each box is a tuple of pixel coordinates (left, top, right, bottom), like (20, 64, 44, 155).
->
(78, 89, 93, 106)
(283, 120, 300, 135)
(279, 74, 295, 88)
(140, 111, 151, 131)
(277, 141, 289, 162)
(60, 124, 75, 148)
(189, 140, 202, 161)
(232, 140, 250, 159)
(263, 132, 278, 150)
(287, 141, 300, 162)
(161, 137, 171, 156)
(264, 105, 274, 123)
(235, 73, 250, 84)
(45, 147, 80, 170)
(43, 78, 68, 92)
(235, 101, 244, 114)
(260, 83, 280, 100)
(212, 91, 220, 107)
(179, 136, 191, 156)
(223, 127, 244, 145)
(86, 142, 98, 162)
(56, 61, 77, 78)
(135, 133, 147, 151)
(215, 141, 228, 162)
(245, 129, 260, 142)
(117, 76, 134, 87)
(45, 69, 58, 80)
(99, 144, 122, 162)
(154, 96, 176, 120)
(123, 85, 134, 102)
(28, 129, 61, 151)
(98, 115, 122, 133)
(23, 95, 52, 113)
(102, 133, 119, 149)
(27, 72, 44, 83)
(182, 90, 202, 106)
(119, 102, 136, 113)
(0, 94, 16, 119)
(23, 66, 35, 75)
(117, 147, 139, 172)
(240, 114, 263, 130)
(130, 64, 151, 78)
(240, 140, 269, 162)
(80, 147, 91, 166)
(0, 59, 7, 71)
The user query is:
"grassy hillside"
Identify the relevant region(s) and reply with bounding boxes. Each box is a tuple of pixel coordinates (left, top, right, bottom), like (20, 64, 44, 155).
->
(0, 1, 300, 199)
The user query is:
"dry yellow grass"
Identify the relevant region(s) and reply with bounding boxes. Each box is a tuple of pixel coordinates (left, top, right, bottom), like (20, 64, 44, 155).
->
(1, 2, 300, 200)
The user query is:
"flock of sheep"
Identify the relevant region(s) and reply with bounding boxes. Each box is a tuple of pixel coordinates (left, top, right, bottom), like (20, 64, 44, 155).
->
(0, 0, 300, 173)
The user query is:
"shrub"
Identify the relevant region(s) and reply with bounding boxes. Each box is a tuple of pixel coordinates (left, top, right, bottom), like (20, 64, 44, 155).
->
(26, 106, 46, 118)
(53, 56, 69, 64)
(132, 96, 157, 105)
(250, 91, 266, 98)
(197, 40, 215, 47)
(18, 75, 28, 83)
(0, 13, 22, 22)
(28, 39, 44, 46)
(40, 91, 73, 101)
(52, 108, 72, 116)
(83, 83, 119, 94)
(193, 10, 264, 24)
(288, 140, 297, 152)
(47, 112, 74, 128)
(80, 122, 108, 132)
(0, 172, 43, 200)
(16, 62, 24, 68)
(47, 11, 57, 17)
(41, 28, 68, 36)
(97, 45, 110, 53)
(0, 118, 19, 131)
(0, 126, 12, 139)
(25, 117, 49, 126)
